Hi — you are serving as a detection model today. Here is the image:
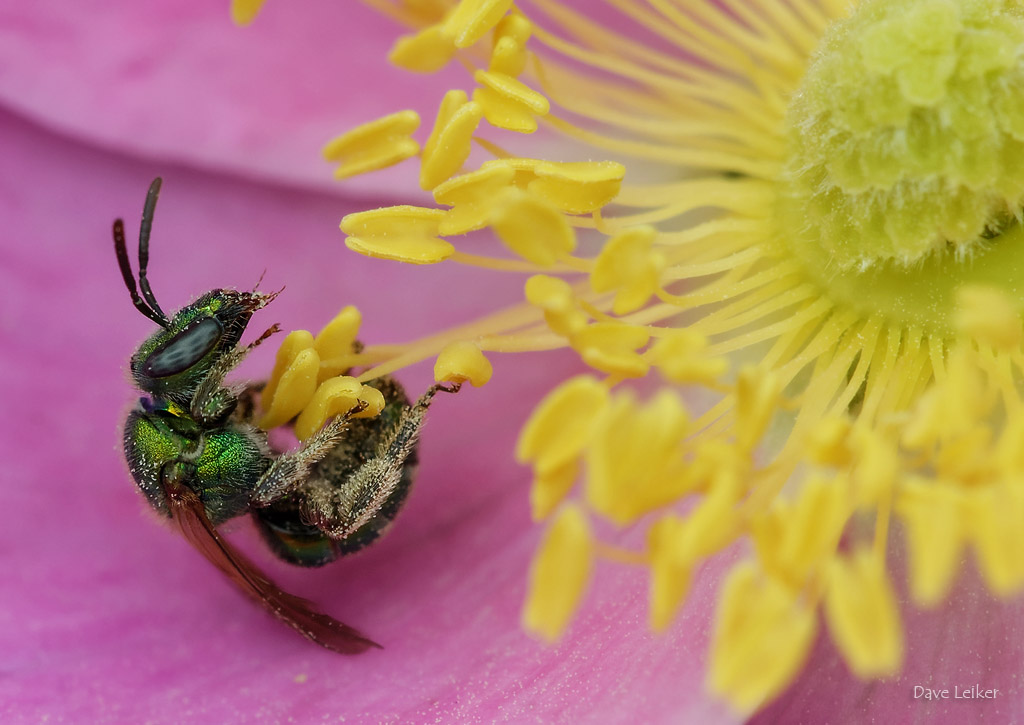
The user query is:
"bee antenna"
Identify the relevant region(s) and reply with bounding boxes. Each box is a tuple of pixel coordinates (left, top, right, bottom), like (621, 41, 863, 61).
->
(113, 218, 170, 328)
(137, 177, 169, 323)
(252, 268, 268, 291)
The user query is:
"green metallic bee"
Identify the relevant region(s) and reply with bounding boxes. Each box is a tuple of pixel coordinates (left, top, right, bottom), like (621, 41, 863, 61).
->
(115, 178, 458, 653)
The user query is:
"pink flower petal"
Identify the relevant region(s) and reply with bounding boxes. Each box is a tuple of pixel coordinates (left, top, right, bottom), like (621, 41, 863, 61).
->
(0, 1, 463, 194)
(0, 107, 739, 722)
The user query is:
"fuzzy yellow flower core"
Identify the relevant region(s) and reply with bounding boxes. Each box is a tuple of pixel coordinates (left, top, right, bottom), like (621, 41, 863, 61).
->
(241, 0, 1024, 715)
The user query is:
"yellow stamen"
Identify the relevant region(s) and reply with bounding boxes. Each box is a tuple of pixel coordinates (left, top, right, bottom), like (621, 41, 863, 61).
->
(584, 390, 688, 524)
(230, 0, 265, 26)
(390, 24, 458, 73)
(434, 340, 493, 386)
(421, 91, 484, 190)
(473, 70, 550, 133)
(314, 305, 362, 381)
(570, 322, 650, 379)
(434, 163, 516, 234)
(490, 188, 575, 265)
(516, 375, 608, 476)
(590, 226, 664, 315)
(708, 562, 817, 713)
(522, 504, 594, 642)
(258, 347, 319, 430)
(530, 457, 579, 521)
(824, 549, 904, 678)
(323, 110, 421, 179)
(442, 0, 514, 49)
(341, 205, 455, 264)
(293, 376, 364, 442)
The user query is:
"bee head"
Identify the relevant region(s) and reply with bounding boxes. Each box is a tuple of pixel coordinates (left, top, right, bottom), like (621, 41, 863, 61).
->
(114, 178, 277, 403)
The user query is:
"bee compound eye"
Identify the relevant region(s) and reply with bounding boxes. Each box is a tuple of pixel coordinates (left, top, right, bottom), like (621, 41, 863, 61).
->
(143, 316, 225, 378)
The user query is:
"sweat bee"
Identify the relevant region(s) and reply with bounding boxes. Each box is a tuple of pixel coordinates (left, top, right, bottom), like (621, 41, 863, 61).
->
(115, 178, 458, 653)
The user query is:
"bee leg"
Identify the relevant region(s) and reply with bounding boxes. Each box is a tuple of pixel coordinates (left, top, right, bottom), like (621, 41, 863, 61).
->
(190, 325, 279, 425)
(250, 403, 368, 505)
(298, 382, 461, 540)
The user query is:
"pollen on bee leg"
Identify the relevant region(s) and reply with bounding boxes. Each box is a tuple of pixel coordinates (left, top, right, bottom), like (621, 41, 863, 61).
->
(522, 504, 594, 643)
(341, 205, 454, 264)
(434, 341, 493, 387)
(322, 111, 421, 180)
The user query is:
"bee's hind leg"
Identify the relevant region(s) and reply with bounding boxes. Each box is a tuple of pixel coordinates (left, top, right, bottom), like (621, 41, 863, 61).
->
(250, 403, 368, 505)
(297, 382, 461, 542)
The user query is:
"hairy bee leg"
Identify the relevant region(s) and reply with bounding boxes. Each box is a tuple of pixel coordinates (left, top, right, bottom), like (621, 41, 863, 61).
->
(251, 404, 368, 505)
(191, 325, 280, 425)
(299, 382, 461, 540)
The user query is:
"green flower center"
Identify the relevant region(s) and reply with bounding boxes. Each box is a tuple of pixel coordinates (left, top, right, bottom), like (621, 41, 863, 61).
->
(778, 0, 1024, 333)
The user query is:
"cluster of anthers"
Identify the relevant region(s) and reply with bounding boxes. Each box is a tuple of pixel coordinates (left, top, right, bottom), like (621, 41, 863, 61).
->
(236, 0, 1024, 712)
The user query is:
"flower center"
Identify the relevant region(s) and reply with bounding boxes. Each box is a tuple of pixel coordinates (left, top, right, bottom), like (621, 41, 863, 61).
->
(778, 0, 1024, 333)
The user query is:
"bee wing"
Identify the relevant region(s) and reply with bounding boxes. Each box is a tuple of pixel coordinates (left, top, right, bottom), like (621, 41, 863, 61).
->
(165, 483, 380, 654)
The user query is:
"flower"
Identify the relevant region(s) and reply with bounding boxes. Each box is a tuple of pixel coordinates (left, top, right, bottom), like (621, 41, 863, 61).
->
(276, 0, 1024, 717)
(1, 2, 743, 722)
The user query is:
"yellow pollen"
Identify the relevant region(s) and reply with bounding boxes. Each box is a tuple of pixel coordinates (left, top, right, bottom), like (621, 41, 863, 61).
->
(230, 0, 265, 25)
(589, 225, 664, 315)
(390, 24, 458, 73)
(570, 322, 650, 379)
(522, 503, 594, 643)
(420, 91, 484, 190)
(434, 341, 493, 386)
(259, 347, 319, 430)
(584, 390, 689, 525)
(314, 305, 362, 381)
(708, 562, 817, 713)
(433, 163, 516, 234)
(824, 549, 904, 679)
(472, 70, 550, 133)
(442, 0, 514, 48)
(490, 188, 575, 265)
(516, 375, 608, 476)
(322, 110, 421, 180)
(341, 205, 454, 264)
